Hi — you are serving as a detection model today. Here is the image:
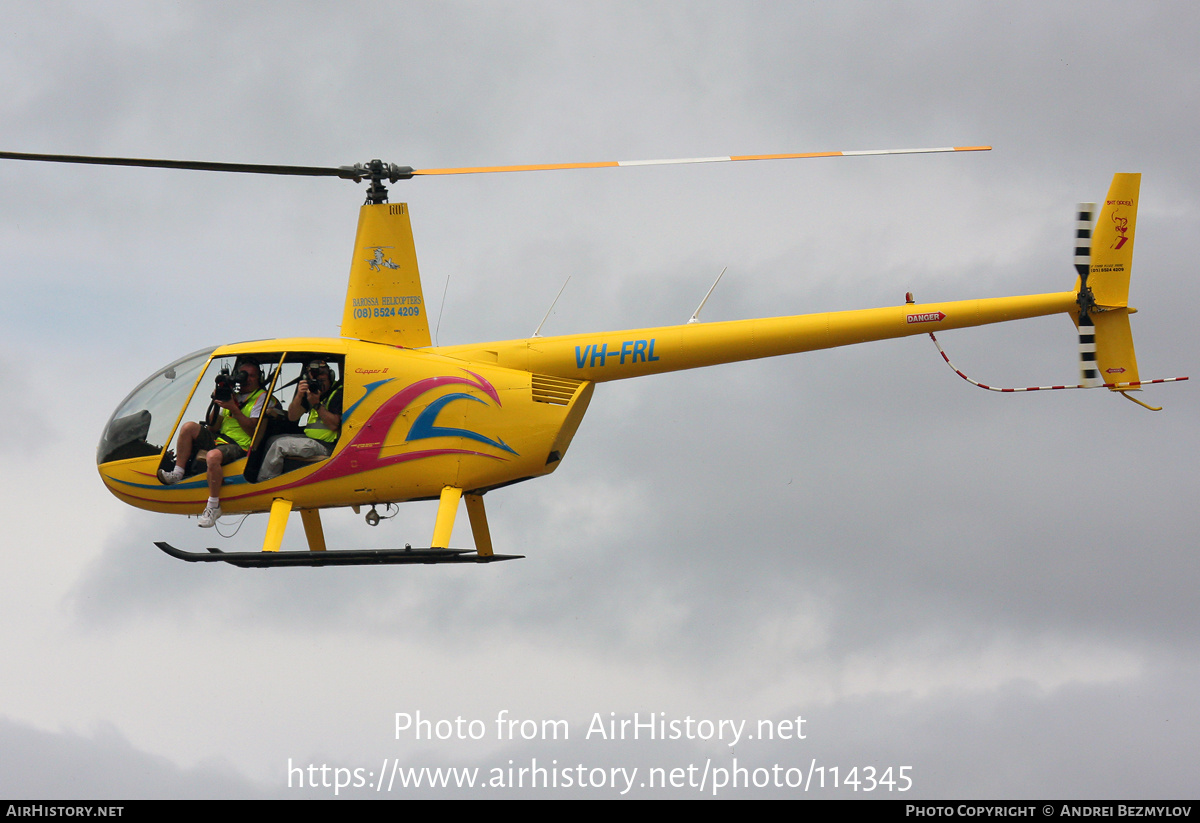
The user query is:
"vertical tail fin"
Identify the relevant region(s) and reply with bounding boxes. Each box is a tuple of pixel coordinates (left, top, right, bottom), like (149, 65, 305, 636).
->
(340, 202, 431, 348)
(1089, 173, 1140, 308)
(1073, 174, 1142, 392)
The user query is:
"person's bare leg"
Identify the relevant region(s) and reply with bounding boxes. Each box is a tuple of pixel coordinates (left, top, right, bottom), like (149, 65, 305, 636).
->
(174, 421, 200, 470)
(205, 448, 224, 498)
(159, 422, 201, 484)
(198, 448, 225, 528)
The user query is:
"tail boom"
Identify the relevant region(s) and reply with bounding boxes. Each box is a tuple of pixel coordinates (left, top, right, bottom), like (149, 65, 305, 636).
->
(434, 290, 1079, 382)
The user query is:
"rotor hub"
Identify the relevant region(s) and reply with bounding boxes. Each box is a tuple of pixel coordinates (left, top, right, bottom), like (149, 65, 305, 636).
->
(340, 159, 415, 205)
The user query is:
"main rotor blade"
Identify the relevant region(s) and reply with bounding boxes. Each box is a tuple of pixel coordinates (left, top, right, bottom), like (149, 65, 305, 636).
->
(0, 151, 358, 179)
(410, 146, 992, 176)
(0, 145, 992, 184)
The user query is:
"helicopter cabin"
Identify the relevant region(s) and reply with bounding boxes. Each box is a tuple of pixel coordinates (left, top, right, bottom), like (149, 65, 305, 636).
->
(98, 344, 348, 486)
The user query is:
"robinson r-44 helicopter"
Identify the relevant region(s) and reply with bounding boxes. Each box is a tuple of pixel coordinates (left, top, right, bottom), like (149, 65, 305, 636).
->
(2, 148, 1184, 567)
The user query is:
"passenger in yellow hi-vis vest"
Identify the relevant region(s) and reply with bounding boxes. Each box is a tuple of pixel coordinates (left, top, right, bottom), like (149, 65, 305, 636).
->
(257, 360, 343, 482)
(157, 357, 271, 527)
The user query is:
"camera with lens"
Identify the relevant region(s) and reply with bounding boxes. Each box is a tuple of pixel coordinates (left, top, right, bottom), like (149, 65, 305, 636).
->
(212, 367, 242, 402)
(302, 363, 332, 399)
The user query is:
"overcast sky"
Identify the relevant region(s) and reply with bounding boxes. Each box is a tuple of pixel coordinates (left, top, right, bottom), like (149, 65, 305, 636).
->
(1, 1, 1198, 799)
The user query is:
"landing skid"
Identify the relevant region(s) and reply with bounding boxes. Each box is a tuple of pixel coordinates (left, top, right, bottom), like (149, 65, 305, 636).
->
(154, 542, 523, 567)
(159, 489, 515, 567)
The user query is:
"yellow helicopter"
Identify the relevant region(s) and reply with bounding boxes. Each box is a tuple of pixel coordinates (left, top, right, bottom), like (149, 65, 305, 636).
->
(1, 148, 1182, 566)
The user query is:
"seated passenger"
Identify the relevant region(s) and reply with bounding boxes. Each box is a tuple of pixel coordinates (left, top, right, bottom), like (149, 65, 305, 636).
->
(257, 360, 342, 482)
(158, 357, 271, 527)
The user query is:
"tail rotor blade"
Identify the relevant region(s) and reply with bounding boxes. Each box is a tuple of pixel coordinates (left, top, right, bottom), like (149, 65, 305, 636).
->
(1075, 202, 1100, 386)
(1074, 202, 1095, 286)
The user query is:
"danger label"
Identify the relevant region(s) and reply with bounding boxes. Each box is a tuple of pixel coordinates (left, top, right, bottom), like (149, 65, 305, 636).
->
(906, 311, 946, 324)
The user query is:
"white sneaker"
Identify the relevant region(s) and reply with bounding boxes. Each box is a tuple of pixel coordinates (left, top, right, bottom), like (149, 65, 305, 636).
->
(158, 466, 184, 485)
(198, 504, 221, 528)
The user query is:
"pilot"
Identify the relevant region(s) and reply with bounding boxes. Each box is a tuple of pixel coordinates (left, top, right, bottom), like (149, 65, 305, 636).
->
(256, 359, 342, 482)
(158, 357, 270, 528)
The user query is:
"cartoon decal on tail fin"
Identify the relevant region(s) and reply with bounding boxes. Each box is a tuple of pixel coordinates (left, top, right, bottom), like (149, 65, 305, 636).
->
(1085, 173, 1140, 309)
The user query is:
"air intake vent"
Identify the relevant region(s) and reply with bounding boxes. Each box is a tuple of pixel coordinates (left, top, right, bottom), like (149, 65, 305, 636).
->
(531, 374, 582, 405)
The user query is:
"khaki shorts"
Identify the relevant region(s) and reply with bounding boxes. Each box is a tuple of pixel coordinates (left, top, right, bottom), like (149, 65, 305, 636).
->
(189, 427, 246, 473)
